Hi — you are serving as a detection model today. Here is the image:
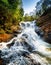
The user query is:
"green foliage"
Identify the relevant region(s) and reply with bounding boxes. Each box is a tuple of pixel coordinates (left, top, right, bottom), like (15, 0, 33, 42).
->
(8, 0, 19, 9)
(23, 14, 38, 21)
(0, 0, 24, 33)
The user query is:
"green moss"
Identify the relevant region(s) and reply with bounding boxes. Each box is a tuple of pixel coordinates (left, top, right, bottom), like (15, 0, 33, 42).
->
(0, 29, 5, 34)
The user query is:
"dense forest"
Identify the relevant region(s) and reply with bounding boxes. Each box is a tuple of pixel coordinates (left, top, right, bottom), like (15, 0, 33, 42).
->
(0, 0, 24, 34)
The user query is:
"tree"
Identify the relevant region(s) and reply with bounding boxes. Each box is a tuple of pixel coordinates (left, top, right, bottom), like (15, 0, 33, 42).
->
(0, 0, 24, 33)
(8, 0, 19, 9)
(8, 0, 24, 21)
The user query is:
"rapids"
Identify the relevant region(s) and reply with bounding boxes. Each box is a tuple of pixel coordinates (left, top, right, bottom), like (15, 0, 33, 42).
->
(0, 21, 51, 65)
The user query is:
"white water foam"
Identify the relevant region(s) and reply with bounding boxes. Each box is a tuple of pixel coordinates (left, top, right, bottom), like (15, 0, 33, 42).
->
(0, 21, 51, 65)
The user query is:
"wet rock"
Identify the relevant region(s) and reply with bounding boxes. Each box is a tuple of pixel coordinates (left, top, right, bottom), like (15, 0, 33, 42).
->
(13, 30, 22, 34)
(45, 32, 51, 43)
(0, 58, 5, 65)
(27, 23, 30, 27)
(7, 40, 15, 48)
(20, 22, 25, 29)
(7, 42, 14, 48)
(20, 50, 30, 56)
(0, 51, 6, 65)
(20, 22, 25, 26)
(13, 34, 17, 37)
(35, 27, 44, 37)
(22, 34, 28, 38)
(0, 50, 2, 56)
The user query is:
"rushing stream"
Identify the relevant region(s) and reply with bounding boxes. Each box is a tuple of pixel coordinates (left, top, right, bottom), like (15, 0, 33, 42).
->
(0, 21, 51, 65)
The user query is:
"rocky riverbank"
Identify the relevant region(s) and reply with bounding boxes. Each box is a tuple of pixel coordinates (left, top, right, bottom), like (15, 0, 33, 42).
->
(0, 34, 13, 42)
(0, 25, 21, 42)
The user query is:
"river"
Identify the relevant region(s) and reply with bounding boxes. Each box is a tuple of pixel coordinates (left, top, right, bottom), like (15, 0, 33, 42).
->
(0, 21, 51, 65)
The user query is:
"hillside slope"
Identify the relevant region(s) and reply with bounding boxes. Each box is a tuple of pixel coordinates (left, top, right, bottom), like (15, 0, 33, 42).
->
(37, 9, 51, 43)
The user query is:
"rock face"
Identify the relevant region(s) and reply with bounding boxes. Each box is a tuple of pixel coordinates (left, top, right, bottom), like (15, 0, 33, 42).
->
(37, 11, 51, 44)
(36, 0, 51, 16)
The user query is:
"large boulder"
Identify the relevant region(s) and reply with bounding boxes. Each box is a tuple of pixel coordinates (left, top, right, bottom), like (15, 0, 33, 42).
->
(35, 27, 44, 37)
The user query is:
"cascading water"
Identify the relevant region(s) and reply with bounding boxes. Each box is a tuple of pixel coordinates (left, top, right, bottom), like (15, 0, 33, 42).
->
(0, 21, 51, 65)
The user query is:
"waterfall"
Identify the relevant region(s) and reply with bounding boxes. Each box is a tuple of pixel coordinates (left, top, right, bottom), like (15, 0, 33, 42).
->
(0, 21, 51, 65)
